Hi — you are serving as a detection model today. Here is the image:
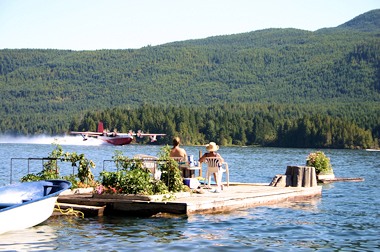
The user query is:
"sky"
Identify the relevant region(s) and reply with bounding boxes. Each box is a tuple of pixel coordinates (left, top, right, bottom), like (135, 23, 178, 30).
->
(0, 0, 379, 51)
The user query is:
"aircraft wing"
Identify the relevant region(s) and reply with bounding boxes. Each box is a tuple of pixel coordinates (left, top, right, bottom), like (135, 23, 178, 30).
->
(70, 131, 103, 140)
(114, 133, 134, 137)
(70, 131, 103, 136)
(136, 131, 166, 142)
(138, 133, 166, 137)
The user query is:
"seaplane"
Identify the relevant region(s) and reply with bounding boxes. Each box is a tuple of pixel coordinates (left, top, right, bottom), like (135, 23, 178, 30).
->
(70, 122, 166, 146)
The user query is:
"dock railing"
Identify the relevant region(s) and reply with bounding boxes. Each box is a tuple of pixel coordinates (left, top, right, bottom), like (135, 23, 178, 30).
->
(9, 157, 75, 184)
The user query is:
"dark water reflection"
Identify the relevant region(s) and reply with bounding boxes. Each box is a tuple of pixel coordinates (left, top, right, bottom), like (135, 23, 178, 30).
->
(0, 143, 379, 251)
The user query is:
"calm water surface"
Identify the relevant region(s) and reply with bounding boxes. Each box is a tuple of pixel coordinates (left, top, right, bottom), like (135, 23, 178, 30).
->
(0, 137, 379, 251)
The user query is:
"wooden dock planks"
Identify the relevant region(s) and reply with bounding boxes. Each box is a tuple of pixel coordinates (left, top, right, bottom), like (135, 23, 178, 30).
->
(57, 184, 322, 217)
(54, 202, 106, 217)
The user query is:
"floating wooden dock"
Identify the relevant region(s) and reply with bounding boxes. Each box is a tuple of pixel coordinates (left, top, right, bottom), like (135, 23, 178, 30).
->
(53, 202, 106, 217)
(55, 166, 327, 217)
(56, 183, 322, 217)
(318, 177, 364, 183)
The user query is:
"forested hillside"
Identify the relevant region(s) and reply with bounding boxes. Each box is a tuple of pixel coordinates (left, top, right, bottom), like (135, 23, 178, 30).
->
(72, 103, 377, 149)
(0, 9, 379, 148)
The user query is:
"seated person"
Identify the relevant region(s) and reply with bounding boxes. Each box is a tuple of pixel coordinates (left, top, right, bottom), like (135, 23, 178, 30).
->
(199, 142, 224, 191)
(199, 142, 224, 164)
(170, 137, 187, 161)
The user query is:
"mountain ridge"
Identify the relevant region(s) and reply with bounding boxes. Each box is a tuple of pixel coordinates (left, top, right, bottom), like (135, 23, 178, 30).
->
(0, 9, 379, 136)
(337, 9, 380, 32)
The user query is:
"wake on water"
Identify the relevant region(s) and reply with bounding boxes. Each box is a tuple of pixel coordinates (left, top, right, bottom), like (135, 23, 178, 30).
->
(0, 135, 102, 146)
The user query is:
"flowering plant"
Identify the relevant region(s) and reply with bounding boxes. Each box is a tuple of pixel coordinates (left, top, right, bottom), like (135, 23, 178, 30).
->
(306, 151, 333, 174)
(94, 184, 121, 195)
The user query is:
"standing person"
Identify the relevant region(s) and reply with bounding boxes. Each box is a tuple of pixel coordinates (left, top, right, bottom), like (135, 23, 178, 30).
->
(170, 137, 187, 161)
(199, 142, 224, 192)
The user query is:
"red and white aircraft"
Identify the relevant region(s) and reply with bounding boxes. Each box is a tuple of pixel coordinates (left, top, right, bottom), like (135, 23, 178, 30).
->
(70, 122, 166, 146)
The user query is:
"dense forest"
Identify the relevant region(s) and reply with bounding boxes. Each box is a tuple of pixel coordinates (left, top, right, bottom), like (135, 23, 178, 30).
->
(70, 104, 378, 149)
(0, 9, 379, 148)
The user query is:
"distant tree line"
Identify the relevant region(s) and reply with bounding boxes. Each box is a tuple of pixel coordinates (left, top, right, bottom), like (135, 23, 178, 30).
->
(70, 104, 379, 149)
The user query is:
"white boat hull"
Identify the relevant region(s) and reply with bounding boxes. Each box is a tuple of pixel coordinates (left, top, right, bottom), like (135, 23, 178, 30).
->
(0, 196, 58, 234)
(0, 180, 71, 235)
(366, 149, 380, 152)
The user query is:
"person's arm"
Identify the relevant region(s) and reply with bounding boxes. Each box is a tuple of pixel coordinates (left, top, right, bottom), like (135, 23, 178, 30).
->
(217, 153, 224, 163)
(182, 150, 187, 161)
(199, 154, 206, 163)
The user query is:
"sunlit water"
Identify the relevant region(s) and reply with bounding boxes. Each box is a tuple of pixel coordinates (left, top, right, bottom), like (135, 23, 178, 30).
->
(0, 136, 379, 251)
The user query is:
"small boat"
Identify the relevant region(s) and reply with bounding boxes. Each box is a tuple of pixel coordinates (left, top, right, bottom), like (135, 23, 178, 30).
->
(366, 149, 380, 152)
(0, 180, 71, 234)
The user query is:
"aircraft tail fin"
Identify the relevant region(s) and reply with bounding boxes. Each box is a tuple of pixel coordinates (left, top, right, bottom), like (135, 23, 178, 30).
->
(97, 122, 104, 133)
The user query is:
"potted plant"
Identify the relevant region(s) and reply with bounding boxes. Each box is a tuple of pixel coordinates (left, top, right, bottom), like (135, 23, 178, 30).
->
(306, 151, 335, 180)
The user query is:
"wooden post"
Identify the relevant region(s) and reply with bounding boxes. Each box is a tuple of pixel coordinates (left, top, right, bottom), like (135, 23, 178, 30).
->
(285, 166, 317, 187)
(198, 150, 202, 177)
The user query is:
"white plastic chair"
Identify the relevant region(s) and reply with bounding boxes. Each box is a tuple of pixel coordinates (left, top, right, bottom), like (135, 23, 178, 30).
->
(133, 154, 160, 180)
(204, 157, 229, 188)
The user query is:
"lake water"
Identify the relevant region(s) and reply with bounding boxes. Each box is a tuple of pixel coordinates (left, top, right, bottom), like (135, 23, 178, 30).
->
(0, 136, 379, 251)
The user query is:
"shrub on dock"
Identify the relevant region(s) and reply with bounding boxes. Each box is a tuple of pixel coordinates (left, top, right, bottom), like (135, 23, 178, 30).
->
(98, 147, 187, 195)
(20, 144, 96, 188)
(306, 151, 333, 175)
(99, 153, 169, 195)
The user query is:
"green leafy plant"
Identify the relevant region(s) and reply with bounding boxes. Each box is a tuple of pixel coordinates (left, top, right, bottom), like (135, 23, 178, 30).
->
(98, 150, 169, 195)
(97, 146, 187, 195)
(306, 151, 333, 174)
(20, 144, 96, 188)
(158, 145, 188, 193)
(20, 174, 43, 182)
(100, 169, 155, 195)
